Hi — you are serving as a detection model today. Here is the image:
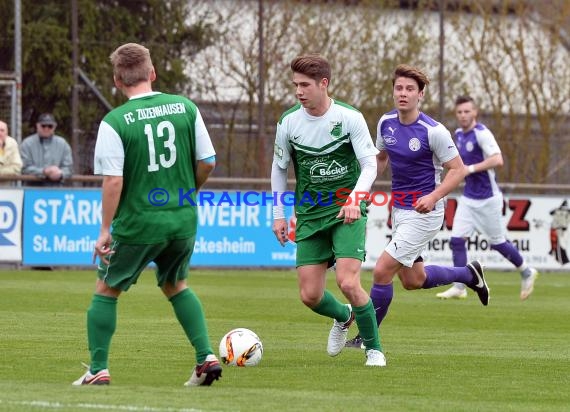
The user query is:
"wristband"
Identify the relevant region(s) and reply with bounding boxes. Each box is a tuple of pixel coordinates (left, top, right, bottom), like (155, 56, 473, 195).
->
(468, 165, 476, 174)
(273, 206, 285, 220)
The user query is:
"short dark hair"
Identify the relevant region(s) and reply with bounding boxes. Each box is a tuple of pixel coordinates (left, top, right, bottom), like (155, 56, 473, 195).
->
(392, 64, 430, 91)
(290, 54, 331, 83)
(455, 95, 475, 106)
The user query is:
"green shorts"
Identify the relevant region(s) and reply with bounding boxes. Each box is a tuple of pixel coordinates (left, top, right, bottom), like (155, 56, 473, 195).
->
(97, 236, 196, 291)
(295, 208, 367, 267)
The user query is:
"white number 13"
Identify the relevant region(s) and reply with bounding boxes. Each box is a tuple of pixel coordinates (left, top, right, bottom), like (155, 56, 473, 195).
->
(145, 121, 177, 172)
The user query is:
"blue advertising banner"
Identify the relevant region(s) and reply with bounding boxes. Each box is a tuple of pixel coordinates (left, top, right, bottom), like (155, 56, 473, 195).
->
(22, 189, 297, 267)
(191, 191, 296, 266)
(22, 189, 101, 265)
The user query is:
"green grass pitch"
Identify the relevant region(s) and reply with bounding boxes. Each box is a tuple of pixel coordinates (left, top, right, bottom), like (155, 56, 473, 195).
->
(0, 268, 569, 412)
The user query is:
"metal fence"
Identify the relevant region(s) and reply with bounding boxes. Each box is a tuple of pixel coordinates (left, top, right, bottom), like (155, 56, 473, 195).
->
(0, 80, 16, 140)
(2, 175, 570, 197)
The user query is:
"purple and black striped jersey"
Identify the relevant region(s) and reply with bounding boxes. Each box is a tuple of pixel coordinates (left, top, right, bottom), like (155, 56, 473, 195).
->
(455, 123, 501, 200)
(376, 110, 458, 210)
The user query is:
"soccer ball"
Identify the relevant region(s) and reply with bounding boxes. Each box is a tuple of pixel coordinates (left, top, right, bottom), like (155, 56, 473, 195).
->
(219, 328, 263, 367)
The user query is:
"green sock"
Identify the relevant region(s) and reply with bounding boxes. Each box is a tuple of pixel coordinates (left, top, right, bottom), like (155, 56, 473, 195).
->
(169, 288, 213, 363)
(87, 294, 117, 373)
(353, 299, 382, 351)
(311, 290, 350, 322)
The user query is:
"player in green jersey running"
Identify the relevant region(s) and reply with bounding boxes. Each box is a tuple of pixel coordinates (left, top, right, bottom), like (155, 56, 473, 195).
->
(271, 54, 385, 366)
(72, 43, 221, 387)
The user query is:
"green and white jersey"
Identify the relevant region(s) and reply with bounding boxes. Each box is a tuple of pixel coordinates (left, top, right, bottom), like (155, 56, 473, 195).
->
(94, 92, 215, 243)
(274, 99, 378, 219)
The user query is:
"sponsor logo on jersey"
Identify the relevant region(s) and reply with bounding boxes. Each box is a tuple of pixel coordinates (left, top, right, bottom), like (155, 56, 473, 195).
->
(309, 159, 348, 182)
(383, 125, 397, 145)
(384, 136, 397, 145)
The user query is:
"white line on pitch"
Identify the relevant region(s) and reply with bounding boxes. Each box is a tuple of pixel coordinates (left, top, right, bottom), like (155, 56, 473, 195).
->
(0, 400, 212, 412)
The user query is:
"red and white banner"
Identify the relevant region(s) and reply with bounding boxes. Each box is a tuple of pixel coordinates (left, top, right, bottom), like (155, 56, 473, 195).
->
(363, 195, 570, 271)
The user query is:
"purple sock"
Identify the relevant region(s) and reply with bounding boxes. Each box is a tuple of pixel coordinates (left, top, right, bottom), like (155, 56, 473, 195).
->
(370, 283, 393, 327)
(491, 241, 523, 267)
(450, 237, 467, 266)
(423, 265, 473, 288)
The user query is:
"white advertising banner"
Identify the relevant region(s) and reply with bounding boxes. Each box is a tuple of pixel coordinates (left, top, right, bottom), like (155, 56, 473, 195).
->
(0, 189, 23, 262)
(363, 195, 570, 271)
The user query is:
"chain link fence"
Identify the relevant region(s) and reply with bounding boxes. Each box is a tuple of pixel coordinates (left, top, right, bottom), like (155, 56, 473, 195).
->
(0, 80, 16, 139)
